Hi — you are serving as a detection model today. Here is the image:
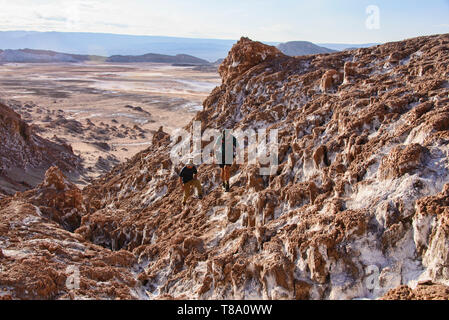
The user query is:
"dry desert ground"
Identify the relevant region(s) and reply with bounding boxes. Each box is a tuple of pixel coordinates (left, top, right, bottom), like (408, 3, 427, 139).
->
(0, 62, 221, 184)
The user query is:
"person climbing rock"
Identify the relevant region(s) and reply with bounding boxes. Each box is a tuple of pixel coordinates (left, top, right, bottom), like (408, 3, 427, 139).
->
(179, 159, 203, 206)
(214, 129, 238, 192)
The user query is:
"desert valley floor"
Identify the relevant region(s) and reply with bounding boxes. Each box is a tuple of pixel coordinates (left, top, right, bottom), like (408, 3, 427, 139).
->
(1, 34, 449, 300)
(0, 62, 220, 184)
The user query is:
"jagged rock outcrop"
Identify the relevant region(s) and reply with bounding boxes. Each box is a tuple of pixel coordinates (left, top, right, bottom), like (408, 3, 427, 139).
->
(218, 37, 286, 84)
(74, 33, 449, 300)
(0, 196, 138, 300)
(2, 33, 449, 300)
(152, 126, 171, 148)
(0, 102, 82, 195)
(382, 283, 449, 300)
(320, 69, 343, 92)
(18, 167, 85, 232)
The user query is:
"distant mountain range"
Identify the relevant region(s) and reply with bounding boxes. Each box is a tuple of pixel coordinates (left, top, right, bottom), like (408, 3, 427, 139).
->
(106, 53, 209, 64)
(0, 31, 380, 63)
(0, 31, 237, 62)
(277, 41, 336, 56)
(0, 48, 104, 63)
(0, 48, 213, 65)
(317, 43, 379, 51)
(276, 41, 380, 56)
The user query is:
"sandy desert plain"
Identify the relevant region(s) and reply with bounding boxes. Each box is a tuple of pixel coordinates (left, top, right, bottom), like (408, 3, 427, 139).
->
(0, 62, 221, 185)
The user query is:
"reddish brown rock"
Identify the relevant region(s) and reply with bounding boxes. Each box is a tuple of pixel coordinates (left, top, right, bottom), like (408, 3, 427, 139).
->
(0, 102, 82, 195)
(219, 37, 285, 85)
(295, 281, 312, 300)
(3, 33, 449, 300)
(313, 145, 328, 168)
(18, 166, 85, 232)
(378, 144, 427, 180)
(0, 199, 137, 300)
(343, 61, 357, 83)
(152, 126, 171, 148)
(320, 69, 342, 92)
(383, 284, 449, 300)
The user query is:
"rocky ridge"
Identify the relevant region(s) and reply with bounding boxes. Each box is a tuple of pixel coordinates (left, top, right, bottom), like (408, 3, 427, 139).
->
(0, 169, 138, 300)
(2, 34, 449, 300)
(0, 102, 82, 195)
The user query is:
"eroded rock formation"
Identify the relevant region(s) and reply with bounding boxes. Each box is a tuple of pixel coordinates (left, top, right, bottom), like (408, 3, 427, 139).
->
(0, 196, 138, 300)
(0, 102, 82, 195)
(2, 33, 449, 300)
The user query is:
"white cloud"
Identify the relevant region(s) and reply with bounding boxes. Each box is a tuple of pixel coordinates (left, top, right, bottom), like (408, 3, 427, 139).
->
(0, 0, 122, 32)
(0, 0, 250, 39)
(0, 0, 445, 43)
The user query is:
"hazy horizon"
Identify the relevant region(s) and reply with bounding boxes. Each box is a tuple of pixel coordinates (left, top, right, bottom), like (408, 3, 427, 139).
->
(0, 30, 384, 62)
(0, 0, 448, 44)
(0, 29, 384, 46)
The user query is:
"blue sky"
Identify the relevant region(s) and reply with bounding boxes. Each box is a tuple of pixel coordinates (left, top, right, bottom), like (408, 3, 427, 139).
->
(0, 0, 448, 43)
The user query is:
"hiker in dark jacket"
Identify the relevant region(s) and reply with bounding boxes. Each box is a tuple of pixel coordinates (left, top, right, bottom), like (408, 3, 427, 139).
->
(179, 159, 203, 206)
(214, 129, 238, 192)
